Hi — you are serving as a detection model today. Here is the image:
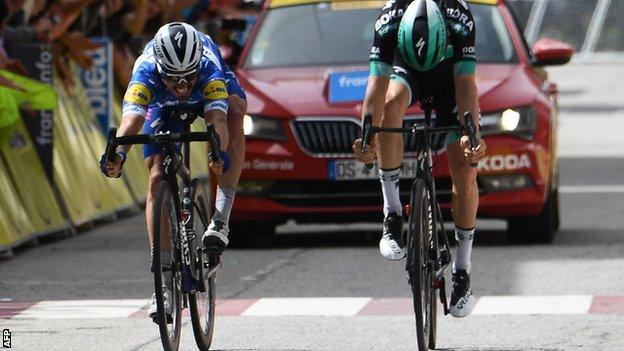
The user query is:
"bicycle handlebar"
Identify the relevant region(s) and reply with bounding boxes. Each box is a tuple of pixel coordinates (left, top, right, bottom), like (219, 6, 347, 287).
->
(104, 124, 222, 164)
(359, 111, 479, 169)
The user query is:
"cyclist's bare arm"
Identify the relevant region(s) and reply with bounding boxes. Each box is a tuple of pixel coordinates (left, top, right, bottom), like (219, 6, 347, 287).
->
(101, 113, 144, 178)
(204, 109, 228, 175)
(454, 74, 486, 163)
(204, 109, 228, 151)
(363, 75, 390, 126)
(353, 74, 391, 164)
(454, 74, 480, 133)
(116, 113, 145, 154)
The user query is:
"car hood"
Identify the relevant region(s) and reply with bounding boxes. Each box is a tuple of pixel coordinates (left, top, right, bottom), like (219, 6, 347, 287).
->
(238, 63, 534, 118)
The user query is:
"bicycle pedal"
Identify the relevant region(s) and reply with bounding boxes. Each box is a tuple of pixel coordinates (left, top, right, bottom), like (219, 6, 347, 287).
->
(150, 313, 173, 325)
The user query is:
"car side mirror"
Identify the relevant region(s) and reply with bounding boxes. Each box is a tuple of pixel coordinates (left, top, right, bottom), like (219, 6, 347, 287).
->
(531, 38, 574, 66)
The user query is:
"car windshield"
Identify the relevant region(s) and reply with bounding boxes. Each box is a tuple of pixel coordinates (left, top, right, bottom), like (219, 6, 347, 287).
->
(245, 2, 517, 68)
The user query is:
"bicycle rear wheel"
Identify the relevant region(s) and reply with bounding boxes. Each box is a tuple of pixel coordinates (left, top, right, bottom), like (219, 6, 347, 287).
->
(406, 179, 435, 351)
(152, 181, 183, 351)
(188, 179, 216, 351)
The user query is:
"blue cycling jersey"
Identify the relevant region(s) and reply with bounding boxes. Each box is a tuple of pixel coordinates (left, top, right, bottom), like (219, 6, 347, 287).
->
(122, 32, 232, 118)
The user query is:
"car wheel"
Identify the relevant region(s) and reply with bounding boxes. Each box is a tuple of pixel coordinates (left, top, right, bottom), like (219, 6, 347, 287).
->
(507, 187, 559, 243)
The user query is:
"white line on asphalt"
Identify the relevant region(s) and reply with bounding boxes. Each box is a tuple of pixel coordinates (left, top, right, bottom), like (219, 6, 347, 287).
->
(472, 295, 593, 315)
(12, 299, 148, 319)
(241, 297, 372, 316)
(560, 185, 624, 193)
(5, 296, 620, 319)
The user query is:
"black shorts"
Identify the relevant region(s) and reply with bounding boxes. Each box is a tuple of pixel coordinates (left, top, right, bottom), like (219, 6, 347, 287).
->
(390, 55, 459, 128)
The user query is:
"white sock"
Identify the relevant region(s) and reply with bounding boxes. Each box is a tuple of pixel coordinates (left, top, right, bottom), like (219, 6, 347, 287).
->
(213, 187, 236, 225)
(379, 167, 402, 216)
(454, 227, 475, 273)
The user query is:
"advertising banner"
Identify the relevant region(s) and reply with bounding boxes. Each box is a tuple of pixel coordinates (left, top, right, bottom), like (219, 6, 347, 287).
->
(328, 70, 369, 104)
(78, 37, 114, 135)
(0, 120, 67, 235)
(9, 43, 54, 180)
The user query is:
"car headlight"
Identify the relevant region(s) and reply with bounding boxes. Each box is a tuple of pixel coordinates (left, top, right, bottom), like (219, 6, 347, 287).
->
(480, 106, 536, 140)
(243, 115, 286, 141)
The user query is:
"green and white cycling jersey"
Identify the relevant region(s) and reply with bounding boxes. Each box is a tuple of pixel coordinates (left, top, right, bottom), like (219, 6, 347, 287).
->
(369, 0, 477, 76)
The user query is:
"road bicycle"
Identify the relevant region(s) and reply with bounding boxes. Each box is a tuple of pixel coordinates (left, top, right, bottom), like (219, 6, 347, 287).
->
(361, 103, 478, 350)
(104, 119, 223, 351)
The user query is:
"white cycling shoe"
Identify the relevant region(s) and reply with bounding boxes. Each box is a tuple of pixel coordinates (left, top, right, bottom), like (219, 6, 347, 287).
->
(147, 286, 173, 323)
(449, 269, 476, 318)
(379, 213, 406, 261)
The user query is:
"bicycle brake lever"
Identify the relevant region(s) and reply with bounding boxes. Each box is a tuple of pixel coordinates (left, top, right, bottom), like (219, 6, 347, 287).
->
(463, 113, 479, 168)
(105, 127, 118, 163)
(361, 113, 374, 171)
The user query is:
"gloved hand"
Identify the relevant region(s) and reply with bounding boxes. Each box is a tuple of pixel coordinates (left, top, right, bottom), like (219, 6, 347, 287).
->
(220, 150, 231, 173)
(99, 151, 126, 178)
(208, 150, 230, 175)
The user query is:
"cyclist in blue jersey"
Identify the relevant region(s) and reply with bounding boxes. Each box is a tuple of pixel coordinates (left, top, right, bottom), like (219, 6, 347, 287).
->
(353, 0, 486, 317)
(100, 22, 247, 321)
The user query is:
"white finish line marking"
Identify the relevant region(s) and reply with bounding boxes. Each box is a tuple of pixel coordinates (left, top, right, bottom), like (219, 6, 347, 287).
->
(12, 299, 148, 319)
(3, 296, 622, 319)
(560, 185, 624, 194)
(242, 297, 372, 316)
(473, 295, 593, 315)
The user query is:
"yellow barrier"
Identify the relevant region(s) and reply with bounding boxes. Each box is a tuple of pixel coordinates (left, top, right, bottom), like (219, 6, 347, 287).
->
(52, 70, 135, 225)
(0, 120, 68, 237)
(53, 80, 101, 225)
(66, 67, 136, 212)
(0, 156, 34, 249)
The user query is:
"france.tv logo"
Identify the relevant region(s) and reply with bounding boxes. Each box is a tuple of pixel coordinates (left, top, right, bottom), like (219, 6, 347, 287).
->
(329, 71, 369, 103)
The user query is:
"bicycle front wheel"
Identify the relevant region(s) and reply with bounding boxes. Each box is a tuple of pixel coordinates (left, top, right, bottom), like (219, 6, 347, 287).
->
(152, 181, 183, 351)
(406, 179, 435, 351)
(188, 179, 216, 351)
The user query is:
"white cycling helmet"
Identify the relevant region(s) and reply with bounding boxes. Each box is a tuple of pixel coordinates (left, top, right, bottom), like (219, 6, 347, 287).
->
(154, 22, 203, 77)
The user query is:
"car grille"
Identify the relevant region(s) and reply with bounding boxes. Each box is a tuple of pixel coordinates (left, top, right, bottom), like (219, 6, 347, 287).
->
(291, 118, 426, 157)
(267, 178, 456, 208)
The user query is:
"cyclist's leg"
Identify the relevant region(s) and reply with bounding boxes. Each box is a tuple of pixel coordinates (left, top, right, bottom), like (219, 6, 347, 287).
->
(375, 58, 417, 261)
(203, 72, 247, 247)
(143, 107, 183, 313)
(431, 62, 477, 317)
(431, 63, 478, 270)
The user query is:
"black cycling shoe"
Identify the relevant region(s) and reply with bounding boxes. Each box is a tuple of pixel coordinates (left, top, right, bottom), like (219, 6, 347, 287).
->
(449, 269, 476, 317)
(379, 213, 406, 260)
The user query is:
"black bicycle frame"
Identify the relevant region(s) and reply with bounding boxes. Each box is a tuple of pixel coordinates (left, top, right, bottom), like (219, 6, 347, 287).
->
(360, 106, 478, 306)
(104, 121, 222, 294)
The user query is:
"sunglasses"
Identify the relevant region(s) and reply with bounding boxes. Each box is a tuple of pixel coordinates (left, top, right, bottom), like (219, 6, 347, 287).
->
(162, 72, 198, 86)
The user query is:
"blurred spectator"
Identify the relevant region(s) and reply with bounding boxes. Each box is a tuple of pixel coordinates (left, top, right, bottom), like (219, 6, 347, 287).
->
(4, 1, 54, 45)
(0, 0, 260, 96)
(217, 18, 246, 68)
(1, 0, 29, 81)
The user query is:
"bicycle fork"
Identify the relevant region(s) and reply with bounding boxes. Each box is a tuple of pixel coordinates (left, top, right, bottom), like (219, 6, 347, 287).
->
(419, 138, 453, 316)
(179, 187, 202, 294)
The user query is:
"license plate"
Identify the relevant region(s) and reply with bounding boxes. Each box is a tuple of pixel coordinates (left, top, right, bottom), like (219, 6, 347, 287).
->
(328, 159, 418, 180)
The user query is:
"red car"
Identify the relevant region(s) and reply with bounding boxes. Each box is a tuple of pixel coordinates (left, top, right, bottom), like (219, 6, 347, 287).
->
(231, 0, 573, 242)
